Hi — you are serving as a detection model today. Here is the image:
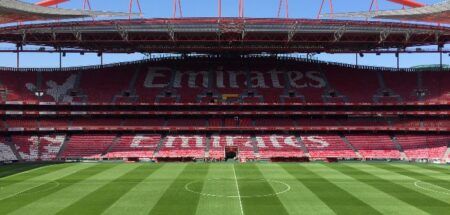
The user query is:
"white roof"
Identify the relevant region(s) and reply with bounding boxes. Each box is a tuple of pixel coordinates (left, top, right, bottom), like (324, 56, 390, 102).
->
(0, 0, 133, 24)
(320, 0, 450, 25)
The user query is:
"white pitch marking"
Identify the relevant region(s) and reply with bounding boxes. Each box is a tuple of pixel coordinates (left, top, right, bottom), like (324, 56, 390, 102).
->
(184, 179, 291, 198)
(0, 181, 60, 200)
(414, 180, 450, 196)
(233, 164, 245, 215)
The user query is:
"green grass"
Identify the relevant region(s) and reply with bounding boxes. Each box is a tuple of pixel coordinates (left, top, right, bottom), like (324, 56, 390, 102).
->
(0, 162, 449, 215)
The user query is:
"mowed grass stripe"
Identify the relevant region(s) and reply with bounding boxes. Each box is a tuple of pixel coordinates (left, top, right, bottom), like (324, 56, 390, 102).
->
(102, 163, 186, 215)
(55, 164, 160, 215)
(353, 163, 450, 206)
(0, 163, 95, 202)
(195, 163, 242, 215)
(282, 164, 381, 215)
(0, 163, 103, 214)
(415, 165, 450, 175)
(235, 164, 289, 215)
(314, 164, 427, 215)
(9, 164, 133, 215)
(0, 163, 47, 178)
(391, 164, 450, 181)
(0, 163, 73, 186)
(333, 164, 442, 215)
(148, 164, 209, 215)
(258, 163, 335, 215)
(376, 164, 450, 190)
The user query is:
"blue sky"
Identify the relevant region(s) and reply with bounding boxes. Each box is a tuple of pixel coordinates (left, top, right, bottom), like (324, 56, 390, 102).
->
(0, 0, 447, 68)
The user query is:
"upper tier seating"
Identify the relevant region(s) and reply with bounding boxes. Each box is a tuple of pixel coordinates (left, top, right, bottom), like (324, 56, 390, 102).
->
(1, 57, 448, 104)
(346, 135, 400, 159)
(61, 135, 115, 159)
(302, 135, 356, 158)
(78, 67, 135, 103)
(255, 118, 295, 126)
(422, 120, 450, 128)
(166, 119, 206, 126)
(39, 119, 70, 128)
(123, 118, 166, 127)
(6, 119, 38, 128)
(71, 119, 122, 127)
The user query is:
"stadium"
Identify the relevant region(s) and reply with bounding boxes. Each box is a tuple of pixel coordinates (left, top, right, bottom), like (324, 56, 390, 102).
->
(0, 0, 449, 214)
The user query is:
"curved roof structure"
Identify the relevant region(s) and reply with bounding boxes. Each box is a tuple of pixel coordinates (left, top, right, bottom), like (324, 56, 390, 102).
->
(321, 0, 450, 25)
(0, 18, 448, 54)
(0, 0, 131, 25)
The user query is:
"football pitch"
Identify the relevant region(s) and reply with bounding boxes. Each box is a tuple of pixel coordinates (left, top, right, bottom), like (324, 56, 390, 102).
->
(0, 162, 449, 215)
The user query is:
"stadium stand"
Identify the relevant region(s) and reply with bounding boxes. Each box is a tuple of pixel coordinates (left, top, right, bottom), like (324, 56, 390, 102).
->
(156, 135, 206, 159)
(105, 134, 161, 159)
(38, 135, 66, 161)
(396, 135, 448, 160)
(8, 135, 66, 161)
(0, 56, 448, 162)
(60, 135, 115, 159)
(256, 135, 305, 158)
(346, 135, 401, 159)
(302, 135, 357, 158)
(209, 135, 256, 161)
(0, 137, 17, 162)
(12, 136, 39, 161)
(0, 57, 448, 104)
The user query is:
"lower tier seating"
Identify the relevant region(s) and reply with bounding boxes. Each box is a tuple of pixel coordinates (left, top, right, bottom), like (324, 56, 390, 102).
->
(210, 135, 256, 160)
(396, 135, 448, 160)
(256, 135, 304, 158)
(302, 135, 356, 158)
(156, 135, 206, 158)
(61, 135, 115, 159)
(11, 136, 39, 161)
(10, 135, 66, 161)
(0, 138, 17, 161)
(105, 134, 161, 158)
(0, 134, 448, 161)
(346, 135, 401, 159)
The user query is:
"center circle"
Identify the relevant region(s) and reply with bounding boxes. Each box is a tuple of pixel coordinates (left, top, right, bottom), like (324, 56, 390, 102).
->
(185, 178, 291, 198)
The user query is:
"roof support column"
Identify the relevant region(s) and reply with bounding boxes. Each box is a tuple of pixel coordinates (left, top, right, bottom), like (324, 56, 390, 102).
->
(218, 0, 222, 18)
(317, 0, 333, 19)
(173, 0, 183, 18)
(129, 0, 142, 19)
(239, 0, 244, 18)
(278, 0, 289, 18)
(16, 45, 20, 69)
(59, 51, 62, 69)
